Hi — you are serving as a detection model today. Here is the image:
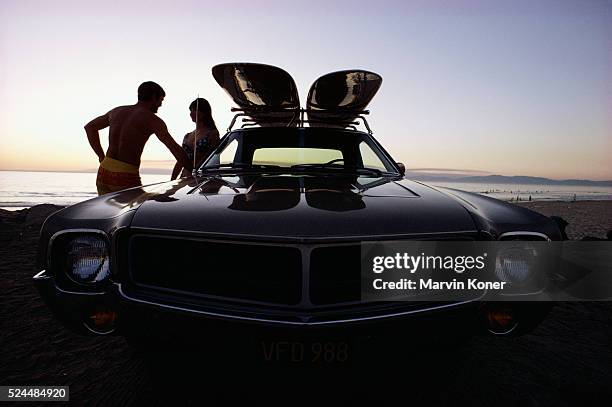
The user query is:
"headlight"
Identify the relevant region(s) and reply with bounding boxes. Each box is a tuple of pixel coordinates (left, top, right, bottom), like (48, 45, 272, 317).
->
(495, 244, 537, 285)
(65, 235, 110, 284)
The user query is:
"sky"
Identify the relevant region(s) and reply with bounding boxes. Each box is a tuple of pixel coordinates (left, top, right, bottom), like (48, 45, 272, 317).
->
(0, 0, 610, 180)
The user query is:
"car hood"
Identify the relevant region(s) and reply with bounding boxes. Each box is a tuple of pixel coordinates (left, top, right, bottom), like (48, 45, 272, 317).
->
(126, 174, 477, 239)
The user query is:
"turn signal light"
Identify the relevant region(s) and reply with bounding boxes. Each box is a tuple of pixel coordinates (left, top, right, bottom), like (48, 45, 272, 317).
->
(85, 309, 118, 334)
(482, 305, 518, 335)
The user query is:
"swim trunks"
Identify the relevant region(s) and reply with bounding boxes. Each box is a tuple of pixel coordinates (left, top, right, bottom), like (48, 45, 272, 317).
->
(96, 157, 142, 195)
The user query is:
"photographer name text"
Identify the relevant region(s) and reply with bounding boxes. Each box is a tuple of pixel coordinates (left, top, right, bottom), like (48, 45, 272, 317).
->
(370, 252, 507, 291)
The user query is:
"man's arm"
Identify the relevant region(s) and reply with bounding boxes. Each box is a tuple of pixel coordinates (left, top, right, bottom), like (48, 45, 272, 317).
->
(151, 118, 193, 173)
(170, 161, 182, 180)
(170, 133, 190, 180)
(84, 113, 110, 162)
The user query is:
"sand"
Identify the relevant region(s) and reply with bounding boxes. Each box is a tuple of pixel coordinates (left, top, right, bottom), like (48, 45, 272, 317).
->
(516, 201, 612, 240)
(1, 202, 611, 405)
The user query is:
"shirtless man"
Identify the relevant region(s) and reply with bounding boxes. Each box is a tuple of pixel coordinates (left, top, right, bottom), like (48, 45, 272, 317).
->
(85, 81, 192, 195)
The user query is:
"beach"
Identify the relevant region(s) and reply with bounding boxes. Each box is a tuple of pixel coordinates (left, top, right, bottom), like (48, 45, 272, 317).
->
(1, 201, 611, 405)
(516, 200, 612, 240)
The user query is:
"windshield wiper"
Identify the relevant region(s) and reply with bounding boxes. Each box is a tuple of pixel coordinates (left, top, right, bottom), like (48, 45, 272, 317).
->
(354, 167, 384, 176)
(202, 163, 282, 171)
(289, 164, 383, 176)
(201, 163, 385, 176)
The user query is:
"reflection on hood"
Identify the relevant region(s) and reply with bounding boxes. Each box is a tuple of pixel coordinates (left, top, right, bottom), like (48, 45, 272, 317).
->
(229, 176, 301, 211)
(304, 177, 365, 212)
(227, 175, 366, 212)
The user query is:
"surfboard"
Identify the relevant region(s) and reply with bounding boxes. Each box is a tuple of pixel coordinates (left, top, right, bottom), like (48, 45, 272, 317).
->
(306, 70, 382, 128)
(212, 63, 300, 127)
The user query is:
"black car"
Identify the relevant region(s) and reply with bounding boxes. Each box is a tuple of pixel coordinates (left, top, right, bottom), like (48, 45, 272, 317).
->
(34, 63, 561, 364)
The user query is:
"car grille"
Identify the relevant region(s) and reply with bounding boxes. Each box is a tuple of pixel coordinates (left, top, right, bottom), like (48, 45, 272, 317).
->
(125, 233, 477, 312)
(128, 235, 302, 305)
(310, 245, 361, 305)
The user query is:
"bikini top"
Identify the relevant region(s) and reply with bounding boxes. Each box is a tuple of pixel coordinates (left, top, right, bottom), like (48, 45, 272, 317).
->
(182, 132, 212, 160)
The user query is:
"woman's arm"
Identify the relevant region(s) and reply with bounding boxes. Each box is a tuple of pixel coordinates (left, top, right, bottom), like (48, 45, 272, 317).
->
(209, 129, 220, 147)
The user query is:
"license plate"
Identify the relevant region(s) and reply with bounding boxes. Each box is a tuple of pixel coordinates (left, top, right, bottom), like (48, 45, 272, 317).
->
(259, 340, 351, 364)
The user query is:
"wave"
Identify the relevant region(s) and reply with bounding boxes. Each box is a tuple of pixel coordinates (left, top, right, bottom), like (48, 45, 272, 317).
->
(0, 192, 96, 197)
(0, 202, 44, 208)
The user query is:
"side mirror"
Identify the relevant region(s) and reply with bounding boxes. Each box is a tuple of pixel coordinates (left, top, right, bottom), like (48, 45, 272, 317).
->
(396, 162, 406, 176)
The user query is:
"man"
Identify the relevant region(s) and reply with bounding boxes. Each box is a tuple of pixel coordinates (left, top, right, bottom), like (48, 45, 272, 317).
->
(85, 81, 193, 195)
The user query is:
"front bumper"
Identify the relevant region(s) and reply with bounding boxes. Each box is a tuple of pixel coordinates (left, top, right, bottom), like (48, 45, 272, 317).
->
(33, 269, 483, 339)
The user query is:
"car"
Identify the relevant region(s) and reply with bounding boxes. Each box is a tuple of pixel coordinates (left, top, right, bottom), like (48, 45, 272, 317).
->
(34, 63, 562, 364)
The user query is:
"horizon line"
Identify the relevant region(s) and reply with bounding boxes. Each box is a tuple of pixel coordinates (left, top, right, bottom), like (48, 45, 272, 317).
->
(1, 168, 611, 182)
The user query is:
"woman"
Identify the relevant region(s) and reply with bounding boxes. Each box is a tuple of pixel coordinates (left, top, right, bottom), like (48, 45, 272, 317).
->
(171, 98, 220, 179)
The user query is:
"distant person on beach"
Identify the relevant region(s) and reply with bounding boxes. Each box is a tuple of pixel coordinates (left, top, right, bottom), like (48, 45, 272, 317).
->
(85, 81, 193, 195)
(171, 98, 220, 180)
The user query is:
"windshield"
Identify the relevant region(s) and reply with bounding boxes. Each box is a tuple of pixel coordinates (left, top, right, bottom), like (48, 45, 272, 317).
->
(201, 128, 398, 174)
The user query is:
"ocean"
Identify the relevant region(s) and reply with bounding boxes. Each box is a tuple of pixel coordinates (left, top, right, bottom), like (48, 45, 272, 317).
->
(432, 181, 612, 202)
(0, 171, 169, 211)
(1, 170, 612, 211)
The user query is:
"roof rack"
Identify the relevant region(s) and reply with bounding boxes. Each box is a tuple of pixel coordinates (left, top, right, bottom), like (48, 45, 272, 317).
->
(227, 107, 373, 134)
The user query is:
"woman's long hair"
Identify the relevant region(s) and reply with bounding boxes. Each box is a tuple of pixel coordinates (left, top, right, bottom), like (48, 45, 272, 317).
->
(189, 98, 217, 131)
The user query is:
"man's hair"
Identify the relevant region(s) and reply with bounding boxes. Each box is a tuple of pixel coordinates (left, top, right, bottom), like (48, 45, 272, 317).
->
(137, 81, 165, 101)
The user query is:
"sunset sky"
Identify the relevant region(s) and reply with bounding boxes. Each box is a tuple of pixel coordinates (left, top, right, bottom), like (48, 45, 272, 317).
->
(1, 0, 610, 180)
